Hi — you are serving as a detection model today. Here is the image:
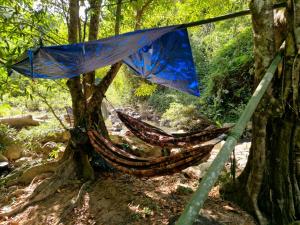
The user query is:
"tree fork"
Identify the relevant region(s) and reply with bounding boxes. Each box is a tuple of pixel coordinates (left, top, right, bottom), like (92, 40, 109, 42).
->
(83, 0, 102, 100)
(64, 0, 94, 180)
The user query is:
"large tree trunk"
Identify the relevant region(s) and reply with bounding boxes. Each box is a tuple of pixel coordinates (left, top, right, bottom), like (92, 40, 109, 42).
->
(63, 0, 123, 180)
(222, 1, 300, 224)
(63, 0, 95, 180)
(63, 0, 153, 180)
(85, 0, 122, 139)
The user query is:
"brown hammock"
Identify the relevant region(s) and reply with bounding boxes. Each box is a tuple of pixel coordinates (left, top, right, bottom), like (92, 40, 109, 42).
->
(116, 111, 230, 148)
(88, 129, 219, 177)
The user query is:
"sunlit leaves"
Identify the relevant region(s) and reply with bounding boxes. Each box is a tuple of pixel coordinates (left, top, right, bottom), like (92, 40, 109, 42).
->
(134, 82, 157, 96)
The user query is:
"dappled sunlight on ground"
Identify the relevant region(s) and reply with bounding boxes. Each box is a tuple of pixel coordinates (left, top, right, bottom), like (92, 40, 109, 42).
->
(0, 169, 256, 225)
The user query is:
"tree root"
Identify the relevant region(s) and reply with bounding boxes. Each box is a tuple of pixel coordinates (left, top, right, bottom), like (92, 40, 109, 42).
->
(55, 181, 91, 225)
(0, 153, 77, 218)
(6, 161, 59, 186)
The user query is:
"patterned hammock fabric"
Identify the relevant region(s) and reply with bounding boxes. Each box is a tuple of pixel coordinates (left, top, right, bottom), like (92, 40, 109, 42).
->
(87, 130, 216, 177)
(116, 111, 230, 148)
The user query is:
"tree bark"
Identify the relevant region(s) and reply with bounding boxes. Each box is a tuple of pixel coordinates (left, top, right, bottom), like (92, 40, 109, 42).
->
(64, 0, 95, 180)
(62, 0, 151, 180)
(83, 0, 102, 100)
(63, 0, 123, 180)
(134, 0, 153, 30)
(85, 0, 122, 139)
(222, 1, 300, 224)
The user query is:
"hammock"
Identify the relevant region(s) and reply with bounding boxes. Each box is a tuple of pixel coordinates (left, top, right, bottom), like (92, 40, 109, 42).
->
(88, 129, 220, 177)
(116, 111, 230, 148)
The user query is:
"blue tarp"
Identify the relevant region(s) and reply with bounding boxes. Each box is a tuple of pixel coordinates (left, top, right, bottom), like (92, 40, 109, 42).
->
(11, 25, 200, 96)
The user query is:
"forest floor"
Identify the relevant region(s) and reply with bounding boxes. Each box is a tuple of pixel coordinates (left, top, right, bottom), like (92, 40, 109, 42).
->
(0, 109, 256, 225)
(0, 142, 256, 225)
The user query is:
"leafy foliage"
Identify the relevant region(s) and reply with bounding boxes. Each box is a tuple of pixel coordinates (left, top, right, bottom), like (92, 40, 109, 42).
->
(200, 26, 253, 122)
(0, 0, 254, 138)
(0, 124, 18, 152)
(134, 82, 157, 97)
(161, 102, 202, 129)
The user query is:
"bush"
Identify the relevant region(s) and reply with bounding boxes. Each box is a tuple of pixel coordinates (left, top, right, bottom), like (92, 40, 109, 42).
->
(201, 27, 253, 122)
(0, 103, 12, 117)
(17, 118, 64, 152)
(106, 68, 134, 106)
(161, 102, 202, 129)
(0, 124, 18, 152)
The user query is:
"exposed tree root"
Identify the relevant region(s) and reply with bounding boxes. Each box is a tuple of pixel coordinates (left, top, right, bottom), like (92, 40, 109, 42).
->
(55, 181, 91, 225)
(6, 161, 59, 186)
(0, 152, 77, 218)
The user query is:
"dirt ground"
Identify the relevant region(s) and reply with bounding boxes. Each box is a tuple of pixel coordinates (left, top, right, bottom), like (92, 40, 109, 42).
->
(0, 169, 256, 225)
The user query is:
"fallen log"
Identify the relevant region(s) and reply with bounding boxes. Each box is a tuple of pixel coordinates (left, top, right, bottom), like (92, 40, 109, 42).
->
(0, 115, 40, 128)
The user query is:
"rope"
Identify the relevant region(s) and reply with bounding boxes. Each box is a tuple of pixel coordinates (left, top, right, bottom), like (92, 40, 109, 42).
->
(104, 96, 117, 111)
(98, 88, 118, 112)
(180, 2, 286, 29)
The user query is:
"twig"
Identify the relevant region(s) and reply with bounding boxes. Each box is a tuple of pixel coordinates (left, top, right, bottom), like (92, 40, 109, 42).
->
(35, 90, 69, 131)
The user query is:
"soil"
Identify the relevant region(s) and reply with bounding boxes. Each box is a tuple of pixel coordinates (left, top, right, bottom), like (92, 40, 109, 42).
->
(0, 170, 256, 225)
(0, 111, 256, 225)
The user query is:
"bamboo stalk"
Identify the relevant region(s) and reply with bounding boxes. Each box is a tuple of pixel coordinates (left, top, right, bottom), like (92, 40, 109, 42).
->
(176, 52, 283, 225)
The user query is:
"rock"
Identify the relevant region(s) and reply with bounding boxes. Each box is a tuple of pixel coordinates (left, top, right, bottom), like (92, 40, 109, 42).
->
(0, 153, 8, 162)
(0, 115, 39, 128)
(3, 144, 23, 160)
(108, 114, 119, 124)
(223, 122, 235, 128)
(140, 111, 150, 120)
(213, 140, 225, 151)
(42, 141, 57, 153)
(175, 130, 185, 134)
(112, 122, 122, 131)
(119, 128, 130, 137)
(133, 115, 141, 120)
(205, 125, 217, 130)
(183, 162, 212, 180)
(56, 146, 65, 159)
(176, 184, 193, 195)
(0, 161, 9, 169)
(170, 148, 181, 155)
(159, 120, 170, 127)
(14, 157, 33, 167)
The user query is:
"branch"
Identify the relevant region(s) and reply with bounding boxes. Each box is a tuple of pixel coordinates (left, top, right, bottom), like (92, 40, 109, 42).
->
(83, 0, 102, 99)
(82, 7, 90, 42)
(35, 91, 69, 131)
(115, 0, 122, 35)
(140, 0, 153, 13)
(135, 0, 153, 30)
(92, 0, 123, 98)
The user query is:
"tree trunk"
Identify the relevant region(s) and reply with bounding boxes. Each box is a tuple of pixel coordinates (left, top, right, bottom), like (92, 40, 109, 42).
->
(85, 0, 122, 139)
(222, 1, 300, 224)
(63, 0, 95, 180)
(63, 0, 152, 180)
(83, 0, 102, 100)
(63, 0, 123, 180)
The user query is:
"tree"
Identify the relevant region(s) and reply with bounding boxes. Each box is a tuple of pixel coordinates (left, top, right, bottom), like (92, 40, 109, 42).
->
(0, 0, 157, 217)
(223, 1, 300, 224)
